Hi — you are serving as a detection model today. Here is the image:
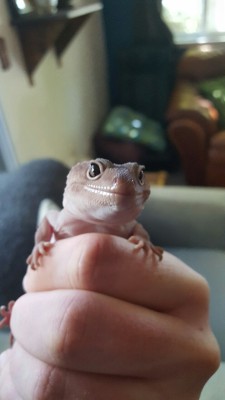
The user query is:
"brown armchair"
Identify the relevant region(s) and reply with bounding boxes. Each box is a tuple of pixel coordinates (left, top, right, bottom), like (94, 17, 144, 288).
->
(166, 47, 225, 187)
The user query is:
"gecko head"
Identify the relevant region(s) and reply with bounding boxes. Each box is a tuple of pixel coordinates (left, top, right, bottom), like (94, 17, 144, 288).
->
(63, 158, 150, 223)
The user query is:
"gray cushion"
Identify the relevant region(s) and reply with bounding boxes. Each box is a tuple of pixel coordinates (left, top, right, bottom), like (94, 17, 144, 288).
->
(168, 248, 225, 361)
(0, 159, 69, 304)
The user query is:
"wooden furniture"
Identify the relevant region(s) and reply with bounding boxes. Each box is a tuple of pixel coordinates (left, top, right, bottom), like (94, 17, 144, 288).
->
(8, 2, 103, 83)
(166, 46, 225, 187)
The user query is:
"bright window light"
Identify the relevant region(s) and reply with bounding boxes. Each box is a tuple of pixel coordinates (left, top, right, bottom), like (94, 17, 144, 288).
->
(162, 0, 225, 43)
(16, 0, 27, 10)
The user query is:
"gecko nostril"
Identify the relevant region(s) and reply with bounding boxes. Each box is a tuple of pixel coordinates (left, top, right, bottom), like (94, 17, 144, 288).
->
(112, 176, 118, 185)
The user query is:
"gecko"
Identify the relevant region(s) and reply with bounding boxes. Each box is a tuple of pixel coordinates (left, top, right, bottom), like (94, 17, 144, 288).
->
(0, 158, 163, 332)
(26, 158, 163, 269)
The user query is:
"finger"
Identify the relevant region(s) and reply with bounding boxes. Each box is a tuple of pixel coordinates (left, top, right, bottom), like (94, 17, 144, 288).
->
(10, 342, 150, 400)
(23, 234, 209, 317)
(0, 349, 23, 400)
(9, 344, 214, 400)
(10, 291, 218, 379)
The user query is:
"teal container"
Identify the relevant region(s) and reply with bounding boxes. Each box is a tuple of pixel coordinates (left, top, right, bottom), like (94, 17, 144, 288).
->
(102, 106, 167, 153)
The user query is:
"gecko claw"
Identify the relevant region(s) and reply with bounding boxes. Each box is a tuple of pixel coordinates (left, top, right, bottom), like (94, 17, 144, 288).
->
(27, 241, 54, 270)
(150, 244, 164, 261)
(128, 236, 145, 251)
(128, 236, 164, 261)
(39, 242, 52, 255)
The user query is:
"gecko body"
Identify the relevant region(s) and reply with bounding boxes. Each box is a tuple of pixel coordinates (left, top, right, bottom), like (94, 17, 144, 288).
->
(26, 158, 163, 268)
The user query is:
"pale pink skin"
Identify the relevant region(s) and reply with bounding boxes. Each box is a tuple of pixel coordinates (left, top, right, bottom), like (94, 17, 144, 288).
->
(26, 158, 163, 269)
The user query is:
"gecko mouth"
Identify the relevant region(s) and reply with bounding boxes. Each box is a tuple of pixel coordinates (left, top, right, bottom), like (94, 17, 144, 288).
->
(84, 184, 149, 200)
(64, 181, 149, 222)
(83, 185, 150, 210)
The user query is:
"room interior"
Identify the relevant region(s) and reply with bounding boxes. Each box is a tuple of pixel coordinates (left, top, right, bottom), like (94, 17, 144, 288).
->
(0, 0, 225, 188)
(0, 1, 224, 398)
(95, 0, 225, 188)
(0, 0, 109, 170)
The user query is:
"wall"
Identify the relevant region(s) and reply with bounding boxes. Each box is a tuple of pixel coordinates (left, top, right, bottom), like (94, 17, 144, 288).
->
(0, 2, 109, 167)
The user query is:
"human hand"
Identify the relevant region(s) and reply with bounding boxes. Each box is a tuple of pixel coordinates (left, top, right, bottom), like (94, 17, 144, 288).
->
(0, 234, 220, 399)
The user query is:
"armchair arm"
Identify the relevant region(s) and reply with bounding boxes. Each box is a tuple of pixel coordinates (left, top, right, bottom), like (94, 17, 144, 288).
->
(166, 81, 219, 185)
(139, 186, 225, 250)
(166, 80, 218, 138)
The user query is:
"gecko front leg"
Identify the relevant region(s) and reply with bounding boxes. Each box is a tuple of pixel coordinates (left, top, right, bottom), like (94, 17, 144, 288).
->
(26, 215, 56, 270)
(128, 222, 164, 261)
(26, 241, 54, 270)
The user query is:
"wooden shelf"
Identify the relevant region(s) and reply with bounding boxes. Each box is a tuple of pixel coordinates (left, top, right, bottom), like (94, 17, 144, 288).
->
(11, 3, 103, 83)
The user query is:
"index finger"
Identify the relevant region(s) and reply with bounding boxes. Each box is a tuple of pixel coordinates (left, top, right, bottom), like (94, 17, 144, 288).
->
(23, 233, 209, 317)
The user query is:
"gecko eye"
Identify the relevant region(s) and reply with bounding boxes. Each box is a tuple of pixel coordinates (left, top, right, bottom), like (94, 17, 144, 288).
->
(138, 168, 145, 185)
(87, 162, 102, 179)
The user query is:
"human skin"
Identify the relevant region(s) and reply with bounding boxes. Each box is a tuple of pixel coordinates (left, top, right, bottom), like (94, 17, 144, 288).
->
(0, 233, 220, 400)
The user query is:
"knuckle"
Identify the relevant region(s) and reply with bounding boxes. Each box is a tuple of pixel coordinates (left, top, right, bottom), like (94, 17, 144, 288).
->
(188, 272, 210, 310)
(75, 234, 114, 290)
(52, 294, 91, 361)
(195, 331, 221, 380)
(206, 338, 221, 375)
(188, 278, 221, 377)
(195, 275, 210, 306)
(205, 337, 221, 374)
(195, 274, 209, 302)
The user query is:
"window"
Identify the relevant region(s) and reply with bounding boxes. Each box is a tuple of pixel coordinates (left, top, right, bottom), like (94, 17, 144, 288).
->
(162, 0, 225, 44)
